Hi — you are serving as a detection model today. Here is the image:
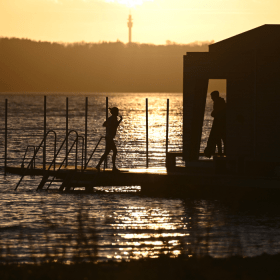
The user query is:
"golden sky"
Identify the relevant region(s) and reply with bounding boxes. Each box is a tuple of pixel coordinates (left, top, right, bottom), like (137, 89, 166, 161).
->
(0, 0, 279, 44)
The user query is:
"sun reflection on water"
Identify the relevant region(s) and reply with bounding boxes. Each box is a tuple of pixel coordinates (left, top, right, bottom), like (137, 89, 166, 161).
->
(106, 205, 189, 260)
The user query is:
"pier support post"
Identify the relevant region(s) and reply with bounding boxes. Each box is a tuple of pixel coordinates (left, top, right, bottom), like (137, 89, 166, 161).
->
(66, 97, 68, 166)
(43, 96, 46, 170)
(166, 99, 169, 167)
(5, 99, 7, 176)
(85, 97, 88, 167)
(104, 97, 108, 169)
(146, 98, 149, 169)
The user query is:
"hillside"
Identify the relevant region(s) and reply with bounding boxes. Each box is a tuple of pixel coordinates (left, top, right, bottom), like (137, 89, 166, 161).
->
(0, 38, 212, 92)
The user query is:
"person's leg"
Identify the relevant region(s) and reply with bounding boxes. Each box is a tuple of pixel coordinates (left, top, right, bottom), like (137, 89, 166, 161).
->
(96, 140, 112, 170)
(217, 138, 222, 155)
(96, 152, 108, 170)
(205, 120, 218, 158)
(222, 137, 226, 155)
(111, 141, 118, 171)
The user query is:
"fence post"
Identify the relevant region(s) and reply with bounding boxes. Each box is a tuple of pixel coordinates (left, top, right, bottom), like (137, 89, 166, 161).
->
(4, 99, 8, 176)
(66, 97, 68, 166)
(43, 96, 46, 170)
(85, 97, 88, 167)
(146, 98, 148, 169)
(166, 99, 169, 166)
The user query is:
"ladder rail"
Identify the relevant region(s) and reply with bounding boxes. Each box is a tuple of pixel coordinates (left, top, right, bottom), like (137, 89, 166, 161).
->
(21, 145, 36, 169)
(46, 134, 85, 190)
(44, 138, 77, 190)
(66, 136, 104, 191)
(84, 136, 104, 170)
(16, 130, 82, 191)
(46, 130, 80, 172)
(15, 130, 57, 191)
(16, 131, 101, 192)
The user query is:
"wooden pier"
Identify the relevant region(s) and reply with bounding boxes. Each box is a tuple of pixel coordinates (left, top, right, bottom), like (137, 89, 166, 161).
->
(6, 163, 280, 198)
(3, 96, 172, 178)
(4, 90, 280, 198)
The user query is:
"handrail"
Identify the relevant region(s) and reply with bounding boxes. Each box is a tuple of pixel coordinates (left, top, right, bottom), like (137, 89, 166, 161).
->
(45, 132, 84, 190)
(45, 130, 80, 172)
(21, 145, 36, 169)
(66, 136, 104, 190)
(84, 136, 104, 170)
(15, 130, 57, 191)
(78, 136, 84, 170)
(15, 131, 101, 191)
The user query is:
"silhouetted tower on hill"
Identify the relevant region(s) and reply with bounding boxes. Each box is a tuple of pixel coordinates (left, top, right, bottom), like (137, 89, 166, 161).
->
(127, 14, 133, 43)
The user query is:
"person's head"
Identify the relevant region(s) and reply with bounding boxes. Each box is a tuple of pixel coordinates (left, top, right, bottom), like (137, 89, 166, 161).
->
(210, 91, 219, 101)
(109, 107, 119, 116)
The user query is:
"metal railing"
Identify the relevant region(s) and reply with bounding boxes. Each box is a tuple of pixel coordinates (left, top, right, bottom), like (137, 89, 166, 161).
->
(45, 130, 85, 190)
(84, 136, 104, 170)
(15, 130, 84, 191)
(49, 130, 83, 171)
(46, 136, 105, 190)
(4, 96, 175, 175)
(21, 146, 36, 169)
(15, 130, 57, 190)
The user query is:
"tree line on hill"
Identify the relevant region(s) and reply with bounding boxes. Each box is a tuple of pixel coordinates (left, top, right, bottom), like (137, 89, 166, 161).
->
(0, 38, 215, 93)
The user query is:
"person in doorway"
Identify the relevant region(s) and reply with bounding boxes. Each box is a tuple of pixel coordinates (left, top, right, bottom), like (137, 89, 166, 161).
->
(96, 107, 122, 172)
(204, 91, 226, 158)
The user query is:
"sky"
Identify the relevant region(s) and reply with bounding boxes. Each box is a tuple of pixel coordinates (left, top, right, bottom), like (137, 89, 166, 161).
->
(0, 0, 280, 45)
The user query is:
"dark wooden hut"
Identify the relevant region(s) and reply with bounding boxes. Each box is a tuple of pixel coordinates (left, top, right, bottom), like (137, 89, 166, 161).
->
(183, 24, 280, 175)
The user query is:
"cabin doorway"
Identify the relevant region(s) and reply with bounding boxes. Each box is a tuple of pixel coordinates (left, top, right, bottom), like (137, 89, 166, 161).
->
(200, 79, 227, 159)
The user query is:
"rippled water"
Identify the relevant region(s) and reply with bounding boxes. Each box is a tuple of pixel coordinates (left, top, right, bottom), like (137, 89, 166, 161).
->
(1, 92, 280, 263)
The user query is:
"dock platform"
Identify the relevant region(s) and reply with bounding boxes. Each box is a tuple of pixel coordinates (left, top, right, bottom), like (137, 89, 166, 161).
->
(6, 164, 280, 197)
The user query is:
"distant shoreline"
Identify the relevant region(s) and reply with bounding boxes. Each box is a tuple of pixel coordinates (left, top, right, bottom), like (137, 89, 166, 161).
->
(0, 91, 183, 95)
(0, 38, 222, 93)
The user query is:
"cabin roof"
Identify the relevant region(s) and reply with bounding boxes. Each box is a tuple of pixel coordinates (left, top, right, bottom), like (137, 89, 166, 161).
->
(209, 24, 280, 53)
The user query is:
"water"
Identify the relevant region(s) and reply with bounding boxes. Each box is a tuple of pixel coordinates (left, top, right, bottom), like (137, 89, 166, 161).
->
(1, 92, 280, 263)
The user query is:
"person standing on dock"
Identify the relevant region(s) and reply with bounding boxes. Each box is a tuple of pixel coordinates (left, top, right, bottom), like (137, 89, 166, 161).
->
(204, 91, 226, 158)
(96, 107, 122, 172)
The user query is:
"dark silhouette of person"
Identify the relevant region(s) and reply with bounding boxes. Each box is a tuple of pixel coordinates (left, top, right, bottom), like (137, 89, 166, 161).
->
(204, 91, 226, 158)
(96, 107, 123, 172)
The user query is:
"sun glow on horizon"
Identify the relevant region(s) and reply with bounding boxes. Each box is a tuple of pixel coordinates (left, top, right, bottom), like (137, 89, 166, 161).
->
(1, 0, 280, 44)
(105, 0, 153, 8)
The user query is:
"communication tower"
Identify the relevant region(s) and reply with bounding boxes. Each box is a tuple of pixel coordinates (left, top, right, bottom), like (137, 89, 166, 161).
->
(127, 14, 133, 43)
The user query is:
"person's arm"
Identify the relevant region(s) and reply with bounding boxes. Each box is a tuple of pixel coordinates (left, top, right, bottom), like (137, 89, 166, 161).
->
(103, 120, 107, 127)
(118, 115, 123, 125)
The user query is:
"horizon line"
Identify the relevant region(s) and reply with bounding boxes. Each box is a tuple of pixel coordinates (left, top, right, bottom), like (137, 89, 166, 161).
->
(0, 36, 215, 46)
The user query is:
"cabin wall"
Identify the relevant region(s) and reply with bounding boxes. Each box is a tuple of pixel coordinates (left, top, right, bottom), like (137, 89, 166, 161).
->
(183, 25, 280, 175)
(183, 74, 208, 161)
(226, 77, 254, 160)
(255, 51, 280, 162)
(183, 72, 196, 161)
(183, 51, 257, 163)
(224, 52, 256, 161)
(183, 53, 209, 161)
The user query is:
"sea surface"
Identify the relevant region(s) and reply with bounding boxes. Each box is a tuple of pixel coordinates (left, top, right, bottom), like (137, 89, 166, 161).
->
(1, 92, 280, 263)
